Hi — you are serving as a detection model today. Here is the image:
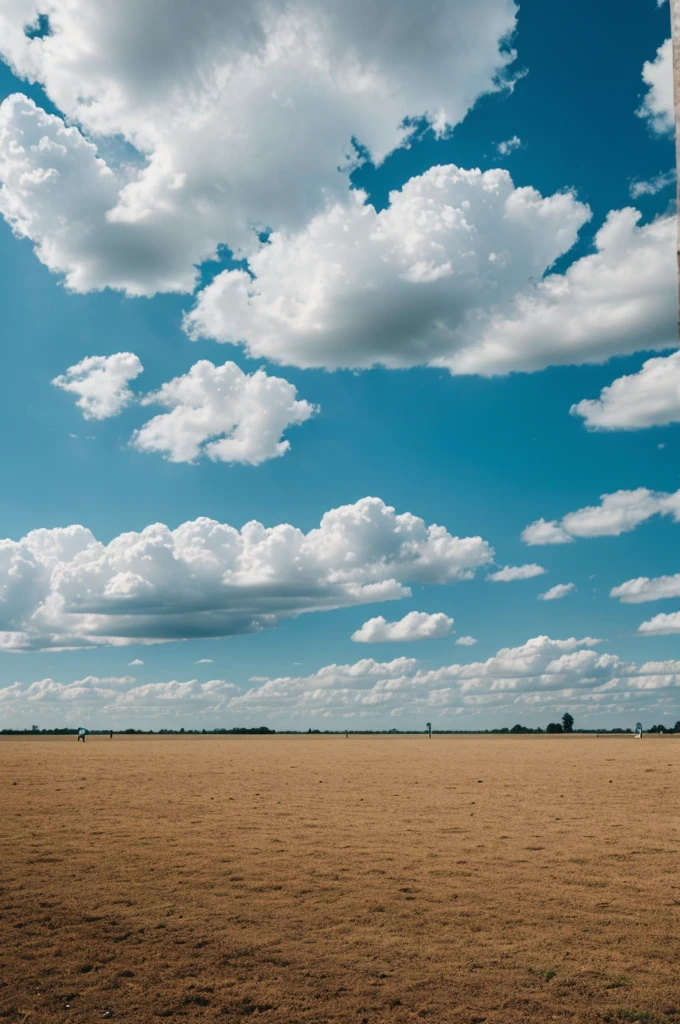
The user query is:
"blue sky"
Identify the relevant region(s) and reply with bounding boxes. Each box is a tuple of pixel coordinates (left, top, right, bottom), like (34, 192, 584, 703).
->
(0, 0, 677, 730)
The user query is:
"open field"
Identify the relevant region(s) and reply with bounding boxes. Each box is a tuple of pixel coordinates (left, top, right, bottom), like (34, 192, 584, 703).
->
(1, 735, 679, 1023)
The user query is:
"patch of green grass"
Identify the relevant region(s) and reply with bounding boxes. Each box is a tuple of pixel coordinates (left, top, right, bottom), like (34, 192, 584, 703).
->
(603, 1011, 668, 1024)
(528, 967, 557, 982)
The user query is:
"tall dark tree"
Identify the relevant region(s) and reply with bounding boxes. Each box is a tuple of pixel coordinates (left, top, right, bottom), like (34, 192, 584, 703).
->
(562, 713, 574, 733)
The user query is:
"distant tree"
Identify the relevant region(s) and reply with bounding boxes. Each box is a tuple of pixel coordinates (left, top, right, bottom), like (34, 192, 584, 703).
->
(546, 722, 563, 733)
(510, 724, 524, 733)
(675, 721, 680, 733)
(562, 713, 574, 733)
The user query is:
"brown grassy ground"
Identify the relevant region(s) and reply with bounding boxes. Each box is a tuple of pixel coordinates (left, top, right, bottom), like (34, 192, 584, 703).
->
(0, 735, 679, 1023)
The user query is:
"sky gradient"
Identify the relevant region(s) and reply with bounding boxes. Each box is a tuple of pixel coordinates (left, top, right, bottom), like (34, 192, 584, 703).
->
(0, 0, 677, 731)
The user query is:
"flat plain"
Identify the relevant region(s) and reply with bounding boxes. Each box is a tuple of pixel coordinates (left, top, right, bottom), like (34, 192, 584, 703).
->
(1, 735, 679, 1023)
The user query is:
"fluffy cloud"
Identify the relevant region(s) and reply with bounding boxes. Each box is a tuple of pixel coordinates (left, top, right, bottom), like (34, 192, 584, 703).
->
(5, 638, 679, 722)
(188, 166, 676, 375)
(538, 582, 575, 601)
(0, 0, 518, 294)
(0, 498, 493, 651)
(0, 675, 134, 705)
(496, 135, 521, 155)
(611, 573, 680, 604)
(52, 352, 143, 420)
(521, 518, 573, 546)
(351, 610, 454, 642)
(637, 38, 674, 134)
(486, 563, 546, 581)
(629, 169, 676, 198)
(638, 612, 680, 636)
(455, 635, 478, 646)
(455, 210, 676, 376)
(186, 165, 591, 371)
(523, 487, 680, 543)
(571, 350, 680, 430)
(0, 675, 239, 715)
(53, 355, 316, 465)
(131, 360, 316, 464)
(224, 635, 680, 719)
(111, 679, 238, 707)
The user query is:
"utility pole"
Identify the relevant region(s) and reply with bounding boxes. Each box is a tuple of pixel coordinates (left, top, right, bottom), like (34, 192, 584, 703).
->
(671, 0, 680, 334)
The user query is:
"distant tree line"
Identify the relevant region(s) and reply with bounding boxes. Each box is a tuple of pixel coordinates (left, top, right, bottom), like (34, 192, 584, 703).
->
(4, 718, 680, 736)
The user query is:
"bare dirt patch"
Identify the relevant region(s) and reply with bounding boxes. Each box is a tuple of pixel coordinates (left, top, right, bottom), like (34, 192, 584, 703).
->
(1, 734, 679, 1022)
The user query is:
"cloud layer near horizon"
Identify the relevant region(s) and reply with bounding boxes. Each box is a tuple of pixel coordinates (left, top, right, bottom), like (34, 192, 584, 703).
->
(3, 636, 680, 725)
(0, 498, 492, 651)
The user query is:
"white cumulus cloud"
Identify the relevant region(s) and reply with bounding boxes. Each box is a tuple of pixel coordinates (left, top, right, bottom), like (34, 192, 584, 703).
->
(611, 573, 680, 603)
(0, 0, 518, 294)
(0, 675, 239, 714)
(455, 635, 478, 646)
(352, 610, 454, 642)
(538, 582, 576, 601)
(131, 360, 316, 464)
(187, 170, 675, 376)
(224, 636, 680, 719)
(52, 352, 143, 420)
(638, 612, 680, 635)
(0, 498, 493, 651)
(629, 169, 675, 198)
(521, 518, 573, 546)
(454, 209, 676, 376)
(5, 637, 680, 723)
(571, 350, 680, 430)
(486, 563, 546, 581)
(111, 679, 238, 707)
(637, 38, 674, 134)
(497, 135, 521, 155)
(523, 487, 680, 543)
(186, 165, 592, 371)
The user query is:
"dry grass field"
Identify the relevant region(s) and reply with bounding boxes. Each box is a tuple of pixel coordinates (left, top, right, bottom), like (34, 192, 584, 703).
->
(1, 735, 679, 1023)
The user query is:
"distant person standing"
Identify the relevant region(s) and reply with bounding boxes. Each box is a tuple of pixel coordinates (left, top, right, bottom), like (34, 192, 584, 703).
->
(109, 730, 113, 739)
(77, 727, 87, 743)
